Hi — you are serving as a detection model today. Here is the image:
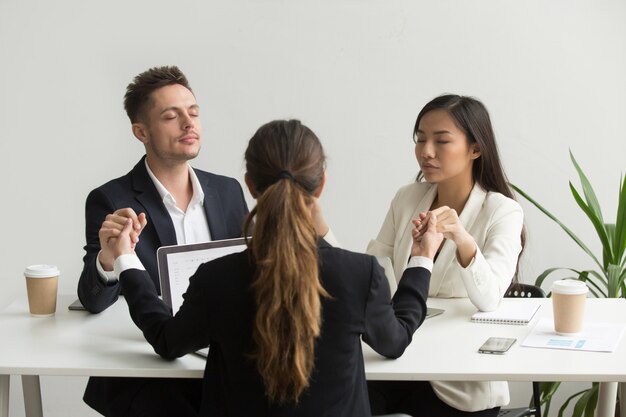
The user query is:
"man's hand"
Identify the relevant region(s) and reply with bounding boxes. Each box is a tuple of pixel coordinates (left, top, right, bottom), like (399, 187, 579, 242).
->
(98, 208, 147, 270)
(103, 218, 135, 260)
(411, 214, 444, 259)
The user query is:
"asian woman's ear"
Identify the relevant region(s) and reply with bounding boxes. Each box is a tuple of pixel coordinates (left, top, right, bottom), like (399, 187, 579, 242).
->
(470, 144, 481, 160)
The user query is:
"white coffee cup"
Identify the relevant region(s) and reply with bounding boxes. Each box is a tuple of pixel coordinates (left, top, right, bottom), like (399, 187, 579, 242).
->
(551, 279, 588, 335)
(24, 265, 60, 317)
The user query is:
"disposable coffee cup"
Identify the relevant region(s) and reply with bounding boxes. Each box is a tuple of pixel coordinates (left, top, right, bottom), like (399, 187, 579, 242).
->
(24, 265, 59, 317)
(551, 279, 588, 335)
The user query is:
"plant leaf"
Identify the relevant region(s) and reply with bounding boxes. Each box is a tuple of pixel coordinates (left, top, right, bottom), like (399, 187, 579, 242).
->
(540, 381, 561, 417)
(572, 386, 596, 417)
(607, 264, 623, 298)
(569, 182, 613, 267)
(605, 224, 616, 268)
(583, 383, 599, 417)
(540, 381, 561, 404)
(534, 268, 607, 297)
(570, 150, 604, 223)
(534, 267, 568, 290)
(615, 175, 626, 266)
(511, 183, 605, 272)
(557, 388, 587, 417)
(580, 271, 609, 298)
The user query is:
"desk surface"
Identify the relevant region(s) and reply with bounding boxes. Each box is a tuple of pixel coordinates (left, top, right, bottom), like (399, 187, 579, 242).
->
(0, 294, 206, 378)
(1, 294, 626, 382)
(365, 297, 626, 382)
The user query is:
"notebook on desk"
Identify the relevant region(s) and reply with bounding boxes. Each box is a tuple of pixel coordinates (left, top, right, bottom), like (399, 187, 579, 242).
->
(471, 299, 541, 325)
(157, 237, 248, 357)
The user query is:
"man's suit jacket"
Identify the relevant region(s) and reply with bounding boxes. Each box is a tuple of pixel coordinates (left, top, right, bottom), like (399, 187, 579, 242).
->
(77, 156, 249, 314)
(367, 182, 524, 412)
(119, 239, 431, 417)
(79, 156, 249, 417)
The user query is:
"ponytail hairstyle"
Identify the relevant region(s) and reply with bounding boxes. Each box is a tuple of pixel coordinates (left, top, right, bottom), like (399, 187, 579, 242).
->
(243, 119, 329, 404)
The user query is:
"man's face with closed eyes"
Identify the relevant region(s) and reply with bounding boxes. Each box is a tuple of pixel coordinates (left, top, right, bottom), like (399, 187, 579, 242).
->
(132, 83, 202, 168)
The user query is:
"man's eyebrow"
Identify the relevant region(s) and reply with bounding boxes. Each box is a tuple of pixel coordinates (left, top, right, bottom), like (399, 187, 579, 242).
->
(159, 104, 199, 114)
(159, 106, 178, 114)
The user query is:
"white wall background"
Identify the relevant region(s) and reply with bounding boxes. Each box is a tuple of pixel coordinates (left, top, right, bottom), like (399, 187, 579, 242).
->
(1, 0, 625, 416)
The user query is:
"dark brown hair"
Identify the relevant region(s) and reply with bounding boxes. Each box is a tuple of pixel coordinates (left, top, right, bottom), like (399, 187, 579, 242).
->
(123, 66, 192, 123)
(243, 119, 329, 404)
(414, 94, 526, 275)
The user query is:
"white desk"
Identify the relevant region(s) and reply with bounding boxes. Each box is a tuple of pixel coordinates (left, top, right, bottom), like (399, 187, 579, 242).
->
(1, 295, 625, 417)
(365, 297, 626, 417)
(0, 294, 205, 417)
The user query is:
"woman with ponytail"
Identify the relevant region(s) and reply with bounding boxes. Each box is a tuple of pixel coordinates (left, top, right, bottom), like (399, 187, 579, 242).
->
(107, 119, 443, 416)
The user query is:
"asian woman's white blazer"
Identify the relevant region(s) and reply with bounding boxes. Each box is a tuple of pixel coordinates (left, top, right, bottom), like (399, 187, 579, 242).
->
(367, 181, 524, 412)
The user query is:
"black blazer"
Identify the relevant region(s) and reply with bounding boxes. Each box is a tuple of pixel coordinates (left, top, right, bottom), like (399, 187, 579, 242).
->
(120, 239, 430, 417)
(77, 156, 249, 314)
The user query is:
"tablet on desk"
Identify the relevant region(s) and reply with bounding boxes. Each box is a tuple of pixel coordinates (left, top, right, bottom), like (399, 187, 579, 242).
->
(426, 308, 444, 319)
(157, 238, 248, 357)
(68, 299, 86, 311)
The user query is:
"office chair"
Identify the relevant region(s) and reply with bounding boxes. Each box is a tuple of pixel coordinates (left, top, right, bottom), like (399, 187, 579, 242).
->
(497, 283, 546, 417)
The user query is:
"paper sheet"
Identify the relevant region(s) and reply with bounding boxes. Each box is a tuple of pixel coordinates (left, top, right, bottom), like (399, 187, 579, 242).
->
(522, 318, 626, 352)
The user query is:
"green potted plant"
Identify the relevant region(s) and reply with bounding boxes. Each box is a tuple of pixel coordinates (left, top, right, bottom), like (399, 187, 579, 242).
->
(510, 151, 626, 417)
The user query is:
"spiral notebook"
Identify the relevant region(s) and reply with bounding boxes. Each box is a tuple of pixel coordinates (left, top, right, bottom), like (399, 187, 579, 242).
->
(471, 300, 541, 325)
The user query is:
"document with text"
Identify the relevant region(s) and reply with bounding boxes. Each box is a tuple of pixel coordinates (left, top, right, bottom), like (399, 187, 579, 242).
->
(522, 318, 626, 352)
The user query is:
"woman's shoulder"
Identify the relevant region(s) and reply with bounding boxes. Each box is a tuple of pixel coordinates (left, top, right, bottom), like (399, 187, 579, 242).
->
(319, 245, 376, 277)
(482, 190, 524, 216)
(320, 244, 370, 263)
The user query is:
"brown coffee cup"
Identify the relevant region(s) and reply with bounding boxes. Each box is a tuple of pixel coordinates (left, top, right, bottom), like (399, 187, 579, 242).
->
(551, 279, 588, 335)
(24, 265, 59, 317)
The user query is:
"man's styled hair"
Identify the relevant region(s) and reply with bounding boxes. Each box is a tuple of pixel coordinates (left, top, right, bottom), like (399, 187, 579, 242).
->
(123, 66, 192, 123)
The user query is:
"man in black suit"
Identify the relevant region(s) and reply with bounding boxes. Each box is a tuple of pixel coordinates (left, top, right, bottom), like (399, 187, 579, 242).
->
(77, 66, 248, 417)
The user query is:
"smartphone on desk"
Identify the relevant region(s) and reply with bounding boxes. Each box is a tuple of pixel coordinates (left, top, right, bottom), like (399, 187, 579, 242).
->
(478, 337, 516, 354)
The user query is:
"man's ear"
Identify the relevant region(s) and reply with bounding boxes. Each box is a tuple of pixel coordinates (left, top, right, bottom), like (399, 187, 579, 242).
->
(132, 123, 149, 144)
(313, 172, 327, 198)
(244, 173, 259, 199)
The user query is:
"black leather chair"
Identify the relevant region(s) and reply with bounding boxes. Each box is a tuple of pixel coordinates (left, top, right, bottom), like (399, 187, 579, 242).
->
(497, 283, 545, 417)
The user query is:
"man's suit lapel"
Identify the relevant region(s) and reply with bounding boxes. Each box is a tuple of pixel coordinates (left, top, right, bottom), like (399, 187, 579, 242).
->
(196, 170, 228, 240)
(131, 157, 177, 247)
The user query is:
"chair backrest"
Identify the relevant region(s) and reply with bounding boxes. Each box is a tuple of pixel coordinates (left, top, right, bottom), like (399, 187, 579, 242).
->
(505, 283, 546, 299)
(502, 282, 545, 417)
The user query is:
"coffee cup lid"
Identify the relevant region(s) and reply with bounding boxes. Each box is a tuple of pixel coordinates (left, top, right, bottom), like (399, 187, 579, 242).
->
(552, 279, 588, 295)
(24, 264, 60, 278)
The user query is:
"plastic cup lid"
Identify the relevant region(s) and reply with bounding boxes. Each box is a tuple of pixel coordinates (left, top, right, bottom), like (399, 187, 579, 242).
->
(24, 264, 60, 278)
(552, 279, 588, 295)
